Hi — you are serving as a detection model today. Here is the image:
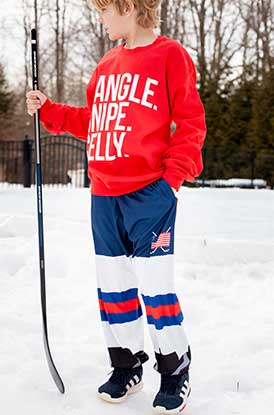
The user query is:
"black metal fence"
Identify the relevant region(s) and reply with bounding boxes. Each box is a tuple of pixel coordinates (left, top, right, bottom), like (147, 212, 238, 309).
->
(0, 135, 273, 188)
(0, 140, 25, 185)
(200, 146, 274, 188)
(0, 135, 89, 188)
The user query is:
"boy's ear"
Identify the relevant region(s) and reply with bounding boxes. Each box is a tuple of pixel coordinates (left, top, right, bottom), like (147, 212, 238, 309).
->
(124, 0, 135, 15)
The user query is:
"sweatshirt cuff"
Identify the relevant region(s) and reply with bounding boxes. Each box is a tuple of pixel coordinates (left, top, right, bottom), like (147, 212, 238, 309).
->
(39, 98, 54, 122)
(162, 171, 185, 192)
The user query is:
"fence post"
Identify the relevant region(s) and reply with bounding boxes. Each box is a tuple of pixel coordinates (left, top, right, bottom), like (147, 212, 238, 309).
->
(84, 153, 89, 188)
(23, 135, 32, 188)
(250, 150, 256, 189)
(201, 146, 207, 187)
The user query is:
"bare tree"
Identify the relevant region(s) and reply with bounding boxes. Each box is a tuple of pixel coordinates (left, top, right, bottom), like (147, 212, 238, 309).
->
(188, 0, 243, 95)
(160, 0, 188, 40)
(238, 0, 274, 81)
(54, 0, 66, 101)
(160, 0, 168, 35)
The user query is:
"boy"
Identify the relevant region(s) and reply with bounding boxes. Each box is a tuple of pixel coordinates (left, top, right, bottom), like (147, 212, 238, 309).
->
(26, 0, 207, 413)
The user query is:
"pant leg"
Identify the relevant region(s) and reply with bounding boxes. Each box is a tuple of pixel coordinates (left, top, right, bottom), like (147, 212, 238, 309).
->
(91, 194, 146, 368)
(117, 178, 191, 375)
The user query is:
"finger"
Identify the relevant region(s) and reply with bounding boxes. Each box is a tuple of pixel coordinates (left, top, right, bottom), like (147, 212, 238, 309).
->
(28, 94, 41, 101)
(27, 107, 40, 114)
(26, 97, 41, 104)
(27, 103, 41, 113)
(27, 101, 41, 109)
(26, 90, 43, 100)
(28, 109, 38, 116)
(26, 98, 41, 105)
(26, 90, 39, 98)
(26, 98, 36, 105)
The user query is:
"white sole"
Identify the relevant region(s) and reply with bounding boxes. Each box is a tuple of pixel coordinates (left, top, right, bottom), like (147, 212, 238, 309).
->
(153, 386, 191, 414)
(98, 380, 144, 403)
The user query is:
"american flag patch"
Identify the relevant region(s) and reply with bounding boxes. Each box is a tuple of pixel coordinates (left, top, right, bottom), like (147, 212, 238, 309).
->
(151, 232, 171, 249)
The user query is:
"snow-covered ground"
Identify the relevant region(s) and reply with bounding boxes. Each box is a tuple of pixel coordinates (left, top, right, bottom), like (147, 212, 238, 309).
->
(0, 186, 274, 415)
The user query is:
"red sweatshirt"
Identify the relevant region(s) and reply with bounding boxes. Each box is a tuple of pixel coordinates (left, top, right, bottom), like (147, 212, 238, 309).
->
(40, 35, 206, 196)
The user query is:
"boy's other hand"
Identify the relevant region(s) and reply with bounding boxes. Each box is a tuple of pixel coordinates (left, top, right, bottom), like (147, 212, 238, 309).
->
(26, 90, 47, 116)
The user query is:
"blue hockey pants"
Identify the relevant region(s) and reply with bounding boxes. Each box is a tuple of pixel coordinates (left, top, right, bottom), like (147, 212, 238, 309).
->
(91, 177, 191, 374)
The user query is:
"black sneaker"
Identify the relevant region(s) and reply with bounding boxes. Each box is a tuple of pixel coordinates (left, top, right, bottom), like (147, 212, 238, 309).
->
(98, 365, 143, 403)
(153, 371, 191, 413)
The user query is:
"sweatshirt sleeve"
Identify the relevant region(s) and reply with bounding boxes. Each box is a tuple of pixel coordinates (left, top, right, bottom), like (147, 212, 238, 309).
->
(39, 68, 98, 141)
(162, 45, 207, 191)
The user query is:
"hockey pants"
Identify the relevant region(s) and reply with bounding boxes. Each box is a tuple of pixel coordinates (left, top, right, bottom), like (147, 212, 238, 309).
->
(91, 177, 191, 375)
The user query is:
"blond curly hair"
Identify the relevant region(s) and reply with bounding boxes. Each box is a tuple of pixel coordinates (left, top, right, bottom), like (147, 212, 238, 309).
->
(89, 0, 161, 28)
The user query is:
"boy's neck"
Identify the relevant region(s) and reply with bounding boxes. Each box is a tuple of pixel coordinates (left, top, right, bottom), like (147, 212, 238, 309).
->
(123, 28, 158, 49)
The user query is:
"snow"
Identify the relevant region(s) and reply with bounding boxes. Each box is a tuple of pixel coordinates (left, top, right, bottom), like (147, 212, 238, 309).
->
(1, 186, 274, 415)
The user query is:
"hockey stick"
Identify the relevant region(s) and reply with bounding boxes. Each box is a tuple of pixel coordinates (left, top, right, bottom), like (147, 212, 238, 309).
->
(31, 28, 65, 394)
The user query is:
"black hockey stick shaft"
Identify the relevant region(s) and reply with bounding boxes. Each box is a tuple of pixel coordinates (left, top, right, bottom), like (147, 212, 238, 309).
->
(31, 28, 65, 394)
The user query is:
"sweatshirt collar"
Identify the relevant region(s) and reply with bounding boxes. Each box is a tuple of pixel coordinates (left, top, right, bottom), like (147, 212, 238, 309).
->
(119, 35, 163, 55)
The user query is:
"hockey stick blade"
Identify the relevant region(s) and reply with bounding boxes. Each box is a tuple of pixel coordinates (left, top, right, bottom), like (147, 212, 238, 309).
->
(31, 28, 65, 394)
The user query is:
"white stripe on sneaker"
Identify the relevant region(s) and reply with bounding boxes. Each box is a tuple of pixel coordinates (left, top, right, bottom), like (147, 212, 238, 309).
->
(133, 375, 139, 384)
